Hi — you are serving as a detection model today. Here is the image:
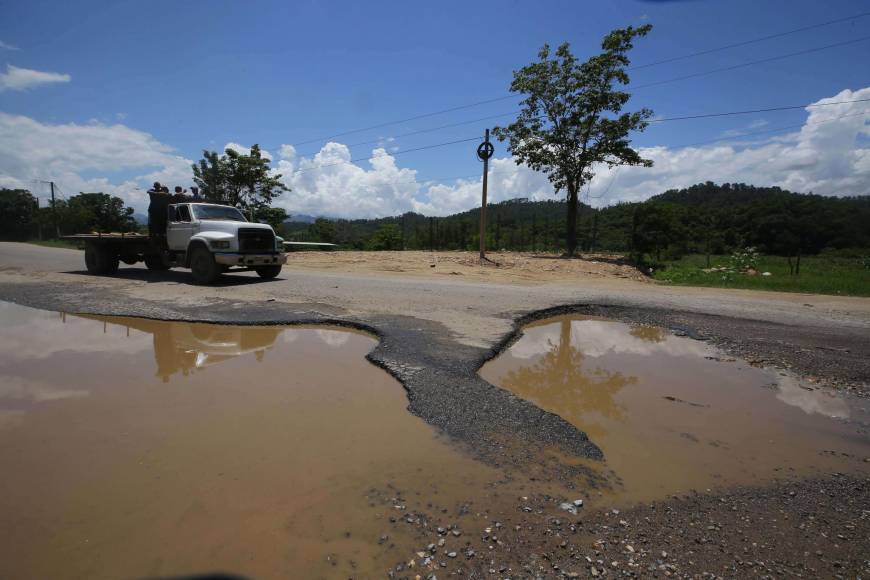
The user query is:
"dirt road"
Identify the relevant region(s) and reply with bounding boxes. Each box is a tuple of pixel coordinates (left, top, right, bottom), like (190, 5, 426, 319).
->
(1, 242, 868, 578)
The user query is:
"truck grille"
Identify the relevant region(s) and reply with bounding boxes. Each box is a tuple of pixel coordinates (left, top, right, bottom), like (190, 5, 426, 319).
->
(238, 228, 275, 252)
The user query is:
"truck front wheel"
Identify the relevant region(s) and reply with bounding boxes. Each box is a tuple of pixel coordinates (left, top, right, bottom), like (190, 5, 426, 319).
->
(255, 265, 282, 279)
(190, 245, 220, 284)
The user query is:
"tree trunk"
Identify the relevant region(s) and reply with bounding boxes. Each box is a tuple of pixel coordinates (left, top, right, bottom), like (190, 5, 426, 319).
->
(795, 250, 801, 276)
(565, 185, 578, 257)
(787, 255, 794, 275)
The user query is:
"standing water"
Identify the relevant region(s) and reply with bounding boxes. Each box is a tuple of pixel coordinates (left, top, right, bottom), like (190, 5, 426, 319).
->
(480, 315, 869, 503)
(0, 302, 505, 579)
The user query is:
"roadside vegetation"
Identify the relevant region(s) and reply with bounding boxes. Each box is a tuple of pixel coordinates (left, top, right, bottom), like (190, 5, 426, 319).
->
(654, 251, 870, 297)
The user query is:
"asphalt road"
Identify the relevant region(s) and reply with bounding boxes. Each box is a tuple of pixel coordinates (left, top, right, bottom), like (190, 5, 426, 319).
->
(2, 242, 868, 349)
(2, 242, 869, 577)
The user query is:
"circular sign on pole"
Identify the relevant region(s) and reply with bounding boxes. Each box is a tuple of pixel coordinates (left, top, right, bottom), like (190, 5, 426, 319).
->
(477, 141, 494, 161)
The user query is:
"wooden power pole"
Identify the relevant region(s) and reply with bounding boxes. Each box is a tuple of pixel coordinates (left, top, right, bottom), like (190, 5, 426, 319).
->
(477, 129, 494, 260)
(50, 181, 59, 238)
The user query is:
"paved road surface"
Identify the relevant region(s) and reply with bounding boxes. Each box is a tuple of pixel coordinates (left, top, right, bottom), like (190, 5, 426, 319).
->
(1, 242, 868, 348)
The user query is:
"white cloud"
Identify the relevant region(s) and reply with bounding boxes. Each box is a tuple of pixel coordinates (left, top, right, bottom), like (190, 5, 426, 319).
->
(0, 87, 867, 217)
(0, 40, 20, 51)
(0, 64, 70, 92)
(0, 112, 192, 210)
(274, 142, 423, 217)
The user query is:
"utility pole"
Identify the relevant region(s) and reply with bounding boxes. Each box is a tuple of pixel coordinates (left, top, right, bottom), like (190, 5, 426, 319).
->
(36, 197, 42, 240)
(477, 128, 494, 261)
(49, 181, 59, 238)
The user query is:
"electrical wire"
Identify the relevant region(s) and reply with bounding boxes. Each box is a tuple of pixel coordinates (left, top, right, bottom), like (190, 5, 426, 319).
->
(271, 13, 870, 150)
(629, 11, 870, 70)
(632, 35, 870, 90)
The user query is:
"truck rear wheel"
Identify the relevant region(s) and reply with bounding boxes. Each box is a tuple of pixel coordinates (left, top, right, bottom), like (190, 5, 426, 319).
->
(255, 265, 282, 279)
(84, 243, 119, 275)
(144, 254, 170, 271)
(190, 245, 220, 284)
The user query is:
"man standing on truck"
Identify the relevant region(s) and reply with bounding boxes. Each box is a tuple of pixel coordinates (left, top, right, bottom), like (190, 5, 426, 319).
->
(147, 182, 171, 243)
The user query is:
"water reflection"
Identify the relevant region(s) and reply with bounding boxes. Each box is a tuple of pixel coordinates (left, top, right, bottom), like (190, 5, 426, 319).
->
(482, 315, 869, 502)
(501, 320, 636, 435)
(0, 301, 506, 579)
(125, 318, 281, 382)
(509, 318, 711, 360)
(65, 313, 351, 383)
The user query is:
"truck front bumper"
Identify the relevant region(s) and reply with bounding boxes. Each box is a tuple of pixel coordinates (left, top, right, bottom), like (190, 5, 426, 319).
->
(214, 252, 288, 266)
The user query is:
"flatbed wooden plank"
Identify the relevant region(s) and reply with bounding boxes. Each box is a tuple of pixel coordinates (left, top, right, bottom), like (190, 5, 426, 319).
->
(62, 233, 149, 241)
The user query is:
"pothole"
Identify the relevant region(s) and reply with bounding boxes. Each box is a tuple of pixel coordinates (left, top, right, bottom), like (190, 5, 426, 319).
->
(0, 301, 510, 579)
(480, 314, 869, 504)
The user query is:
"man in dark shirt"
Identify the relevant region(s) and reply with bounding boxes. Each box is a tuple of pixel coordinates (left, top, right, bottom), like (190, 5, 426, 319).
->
(147, 182, 171, 243)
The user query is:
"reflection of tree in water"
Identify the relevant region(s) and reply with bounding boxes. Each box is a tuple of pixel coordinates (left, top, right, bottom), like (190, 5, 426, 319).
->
(76, 315, 281, 383)
(629, 324, 665, 343)
(151, 324, 281, 382)
(501, 320, 636, 434)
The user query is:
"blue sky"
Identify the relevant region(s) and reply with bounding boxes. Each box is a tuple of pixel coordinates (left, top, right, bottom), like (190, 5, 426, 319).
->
(1, 0, 869, 216)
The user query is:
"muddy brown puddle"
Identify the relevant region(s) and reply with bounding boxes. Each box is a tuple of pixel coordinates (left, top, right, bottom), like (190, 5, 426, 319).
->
(0, 302, 510, 580)
(481, 315, 869, 504)
(2, 304, 868, 579)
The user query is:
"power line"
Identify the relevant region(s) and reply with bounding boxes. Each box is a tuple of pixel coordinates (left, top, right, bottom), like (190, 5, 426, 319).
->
(629, 11, 870, 70)
(275, 15, 870, 150)
(674, 109, 869, 148)
(651, 97, 870, 123)
(369, 107, 868, 193)
(290, 96, 518, 148)
(632, 35, 870, 90)
(286, 99, 869, 178)
(295, 110, 519, 156)
(290, 136, 480, 176)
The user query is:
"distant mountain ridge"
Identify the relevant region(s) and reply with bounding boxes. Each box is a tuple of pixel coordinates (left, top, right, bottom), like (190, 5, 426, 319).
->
(276, 182, 870, 253)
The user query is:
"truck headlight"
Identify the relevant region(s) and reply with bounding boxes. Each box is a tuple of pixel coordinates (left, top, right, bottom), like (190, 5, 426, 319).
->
(210, 240, 231, 250)
(275, 236, 284, 251)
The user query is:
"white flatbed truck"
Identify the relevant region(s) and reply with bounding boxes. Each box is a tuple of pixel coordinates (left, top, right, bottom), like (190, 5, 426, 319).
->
(64, 202, 287, 285)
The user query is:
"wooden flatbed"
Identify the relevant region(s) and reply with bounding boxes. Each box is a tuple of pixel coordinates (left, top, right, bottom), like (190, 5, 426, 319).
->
(62, 232, 150, 242)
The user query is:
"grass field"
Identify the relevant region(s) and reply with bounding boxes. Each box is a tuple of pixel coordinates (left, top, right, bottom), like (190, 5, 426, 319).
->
(654, 254, 870, 297)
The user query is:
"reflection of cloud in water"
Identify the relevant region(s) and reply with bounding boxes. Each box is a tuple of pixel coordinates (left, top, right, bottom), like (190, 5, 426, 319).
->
(281, 331, 299, 344)
(0, 303, 151, 359)
(776, 374, 850, 419)
(509, 320, 711, 360)
(0, 410, 25, 430)
(315, 329, 351, 348)
(0, 375, 90, 404)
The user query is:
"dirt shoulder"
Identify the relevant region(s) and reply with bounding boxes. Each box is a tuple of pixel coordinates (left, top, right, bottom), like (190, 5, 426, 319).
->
(285, 250, 650, 284)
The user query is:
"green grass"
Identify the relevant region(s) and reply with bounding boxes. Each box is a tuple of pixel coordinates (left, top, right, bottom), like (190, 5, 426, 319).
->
(653, 254, 870, 297)
(26, 239, 83, 251)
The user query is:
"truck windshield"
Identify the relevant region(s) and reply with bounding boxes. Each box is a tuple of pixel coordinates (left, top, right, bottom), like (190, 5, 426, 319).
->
(192, 205, 247, 222)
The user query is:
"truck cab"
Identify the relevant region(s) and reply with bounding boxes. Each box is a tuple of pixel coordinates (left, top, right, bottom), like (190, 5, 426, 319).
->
(163, 202, 286, 283)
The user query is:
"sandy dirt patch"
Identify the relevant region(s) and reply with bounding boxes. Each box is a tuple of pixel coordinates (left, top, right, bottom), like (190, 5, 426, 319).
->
(283, 250, 650, 284)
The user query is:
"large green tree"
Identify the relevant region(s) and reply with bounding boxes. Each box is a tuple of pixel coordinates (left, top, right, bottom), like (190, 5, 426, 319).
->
(192, 144, 288, 213)
(64, 193, 136, 233)
(493, 26, 654, 256)
(0, 188, 37, 240)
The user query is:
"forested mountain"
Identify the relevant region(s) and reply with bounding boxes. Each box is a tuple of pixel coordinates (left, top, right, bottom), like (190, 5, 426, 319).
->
(278, 182, 870, 261)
